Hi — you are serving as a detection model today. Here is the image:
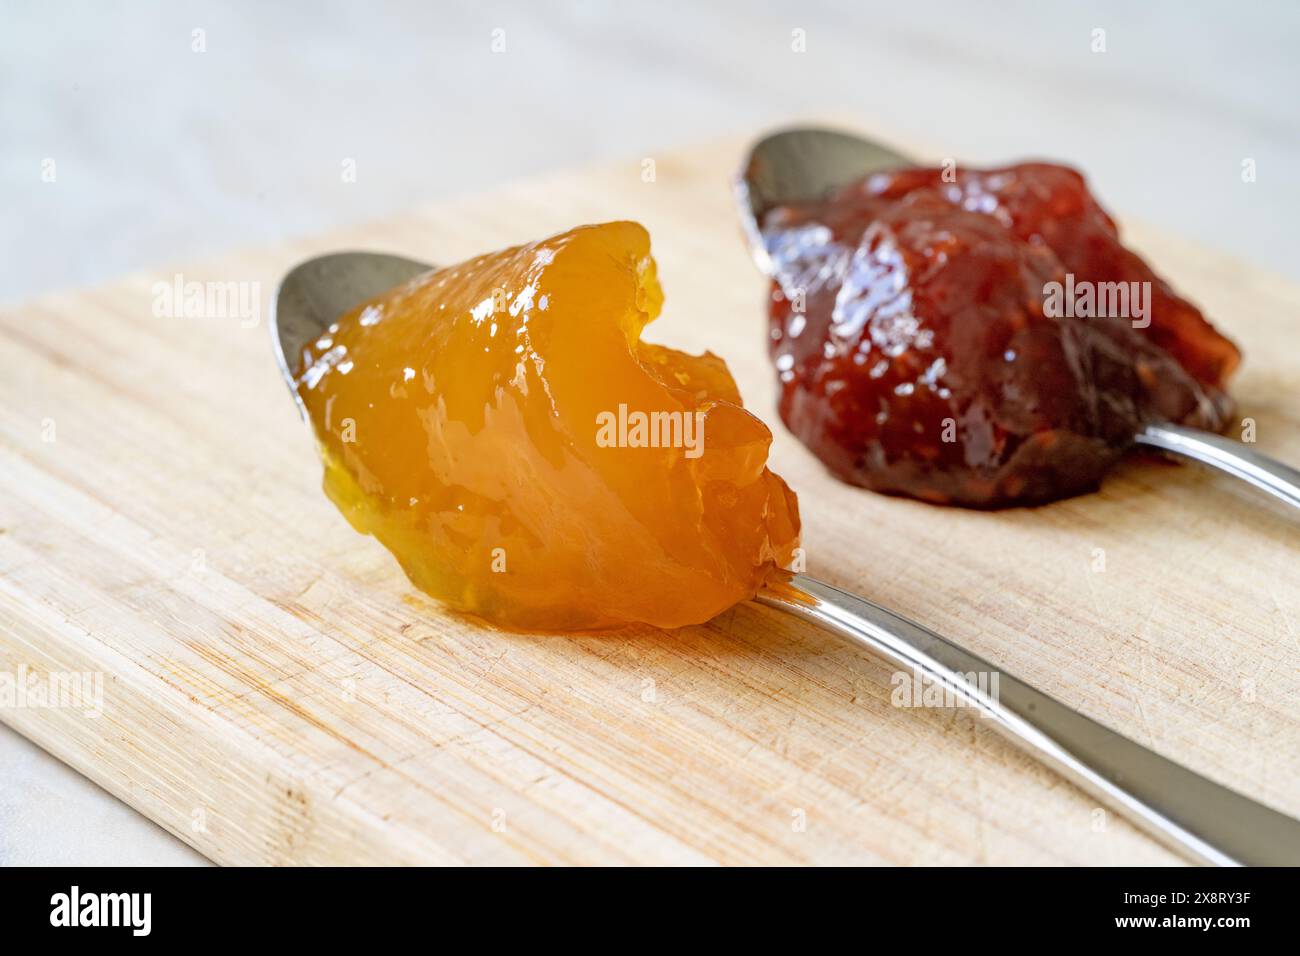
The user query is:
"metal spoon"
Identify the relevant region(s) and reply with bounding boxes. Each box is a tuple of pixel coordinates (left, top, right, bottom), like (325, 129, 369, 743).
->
(735, 126, 1300, 512)
(271, 249, 1300, 865)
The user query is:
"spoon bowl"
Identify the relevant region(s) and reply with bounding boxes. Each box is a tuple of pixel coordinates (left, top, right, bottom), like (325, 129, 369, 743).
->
(735, 126, 910, 275)
(270, 251, 433, 419)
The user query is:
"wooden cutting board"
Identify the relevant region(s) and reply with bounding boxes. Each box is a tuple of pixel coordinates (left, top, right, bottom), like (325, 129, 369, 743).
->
(3, 129, 1298, 866)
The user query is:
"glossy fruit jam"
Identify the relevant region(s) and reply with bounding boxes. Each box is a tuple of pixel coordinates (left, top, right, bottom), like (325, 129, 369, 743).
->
(297, 221, 800, 631)
(761, 163, 1240, 507)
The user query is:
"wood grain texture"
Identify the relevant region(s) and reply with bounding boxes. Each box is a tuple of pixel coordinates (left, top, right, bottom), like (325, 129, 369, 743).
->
(2, 131, 1298, 865)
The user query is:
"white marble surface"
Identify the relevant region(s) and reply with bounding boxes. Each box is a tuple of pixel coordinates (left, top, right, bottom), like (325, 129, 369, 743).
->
(1, 0, 1297, 865)
(0, 731, 207, 866)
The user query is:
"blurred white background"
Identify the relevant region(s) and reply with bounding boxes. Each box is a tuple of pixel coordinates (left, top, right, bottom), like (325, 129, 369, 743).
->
(1, 0, 1296, 864)
(4, 0, 1300, 306)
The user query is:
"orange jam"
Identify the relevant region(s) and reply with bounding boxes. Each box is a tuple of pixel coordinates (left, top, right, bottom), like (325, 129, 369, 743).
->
(296, 222, 800, 631)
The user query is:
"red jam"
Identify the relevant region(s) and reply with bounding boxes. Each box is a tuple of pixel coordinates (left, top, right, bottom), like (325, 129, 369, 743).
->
(761, 163, 1241, 507)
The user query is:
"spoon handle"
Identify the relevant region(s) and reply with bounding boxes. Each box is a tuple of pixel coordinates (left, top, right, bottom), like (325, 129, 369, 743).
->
(1135, 422, 1300, 511)
(756, 573, 1300, 865)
